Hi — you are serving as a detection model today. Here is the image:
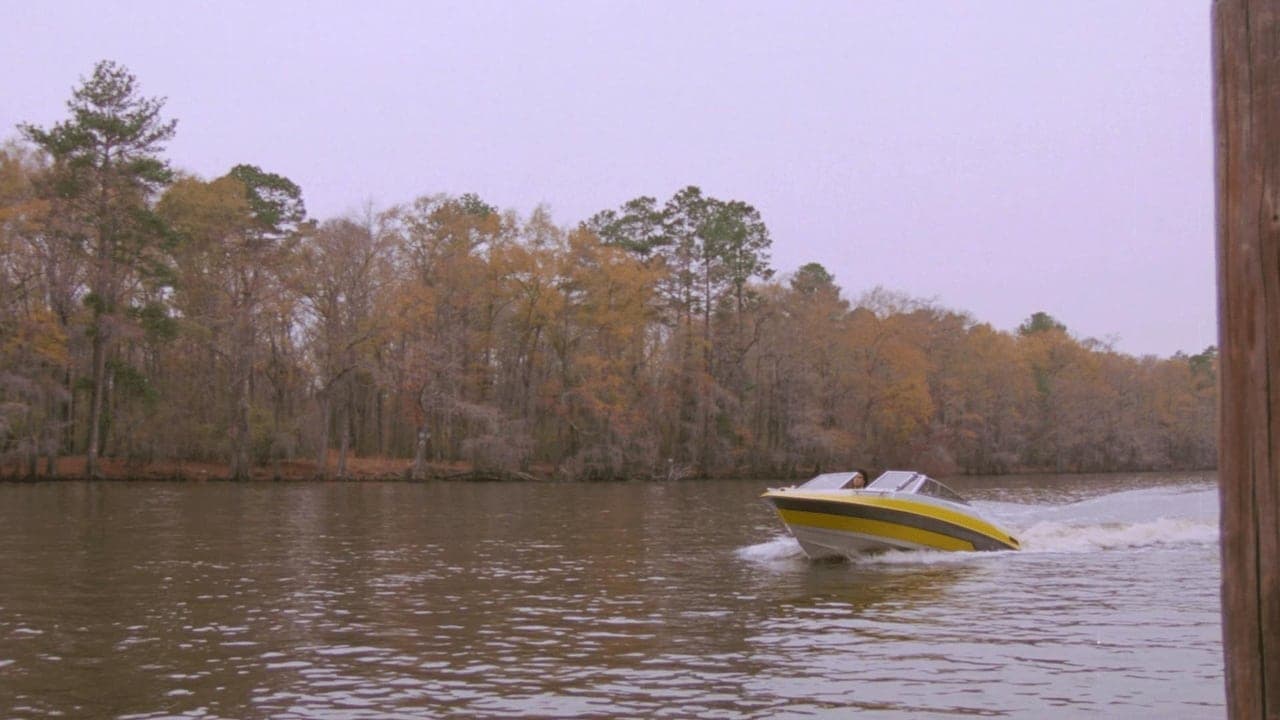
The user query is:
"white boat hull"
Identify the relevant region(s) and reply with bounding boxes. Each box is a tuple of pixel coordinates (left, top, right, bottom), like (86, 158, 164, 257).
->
(789, 523, 929, 560)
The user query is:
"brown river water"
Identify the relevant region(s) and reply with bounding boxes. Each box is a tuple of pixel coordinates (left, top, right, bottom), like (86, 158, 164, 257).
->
(0, 473, 1222, 718)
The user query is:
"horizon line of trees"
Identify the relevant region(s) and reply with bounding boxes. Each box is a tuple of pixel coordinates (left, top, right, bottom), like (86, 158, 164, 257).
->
(0, 61, 1217, 480)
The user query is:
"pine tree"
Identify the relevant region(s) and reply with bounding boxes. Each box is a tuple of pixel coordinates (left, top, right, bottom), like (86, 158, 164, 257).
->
(21, 60, 177, 477)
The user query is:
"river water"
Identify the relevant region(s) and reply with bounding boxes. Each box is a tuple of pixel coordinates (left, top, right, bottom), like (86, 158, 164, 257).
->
(0, 473, 1222, 718)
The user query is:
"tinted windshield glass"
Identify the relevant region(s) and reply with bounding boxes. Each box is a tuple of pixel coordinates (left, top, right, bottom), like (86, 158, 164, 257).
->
(917, 479, 970, 505)
(866, 471, 920, 491)
(798, 472, 859, 490)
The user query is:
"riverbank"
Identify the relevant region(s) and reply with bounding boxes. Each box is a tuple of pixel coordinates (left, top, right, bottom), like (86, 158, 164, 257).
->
(0, 455, 546, 482)
(0, 455, 1219, 483)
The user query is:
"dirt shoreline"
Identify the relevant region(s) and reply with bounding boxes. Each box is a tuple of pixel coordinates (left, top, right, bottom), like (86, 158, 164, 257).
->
(0, 455, 549, 483)
(2, 456, 1214, 483)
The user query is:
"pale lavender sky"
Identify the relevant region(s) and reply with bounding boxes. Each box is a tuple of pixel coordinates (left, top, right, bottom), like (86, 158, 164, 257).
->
(2, 1, 1214, 357)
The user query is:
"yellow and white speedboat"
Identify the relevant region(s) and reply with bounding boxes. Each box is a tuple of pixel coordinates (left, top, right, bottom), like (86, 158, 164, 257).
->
(762, 470, 1020, 559)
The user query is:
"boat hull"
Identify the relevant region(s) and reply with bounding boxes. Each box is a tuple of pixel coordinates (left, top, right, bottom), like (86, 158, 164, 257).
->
(763, 491, 1020, 559)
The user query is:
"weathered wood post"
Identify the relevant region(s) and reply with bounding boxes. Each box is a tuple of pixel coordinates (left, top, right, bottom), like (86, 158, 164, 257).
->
(1214, 1, 1280, 716)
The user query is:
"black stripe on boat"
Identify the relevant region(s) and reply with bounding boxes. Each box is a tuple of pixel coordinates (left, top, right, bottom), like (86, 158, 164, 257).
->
(769, 495, 1012, 551)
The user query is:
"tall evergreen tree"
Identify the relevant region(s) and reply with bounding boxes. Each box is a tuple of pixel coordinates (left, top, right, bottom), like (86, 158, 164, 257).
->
(21, 60, 177, 477)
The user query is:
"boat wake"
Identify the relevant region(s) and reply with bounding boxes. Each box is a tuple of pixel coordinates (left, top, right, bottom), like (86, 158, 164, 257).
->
(989, 484, 1219, 554)
(1015, 516, 1217, 553)
(740, 483, 1219, 565)
(736, 535, 808, 564)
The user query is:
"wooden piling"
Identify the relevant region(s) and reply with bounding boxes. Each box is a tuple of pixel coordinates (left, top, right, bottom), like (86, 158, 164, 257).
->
(1214, 1, 1280, 716)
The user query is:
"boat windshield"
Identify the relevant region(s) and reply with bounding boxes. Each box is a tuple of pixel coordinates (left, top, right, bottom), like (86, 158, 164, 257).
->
(865, 471, 971, 505)
(797, 472, 862, 490)
(865, 471, 921, 491)
(915, 478, 970, 505)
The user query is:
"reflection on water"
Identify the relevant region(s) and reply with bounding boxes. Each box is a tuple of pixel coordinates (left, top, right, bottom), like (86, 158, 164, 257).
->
(0, 474, 1222, 718)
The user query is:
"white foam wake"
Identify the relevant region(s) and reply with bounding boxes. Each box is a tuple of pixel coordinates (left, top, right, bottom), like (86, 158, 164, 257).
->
(1017, 516, 1218, 553)
(736, 535, 806, 564)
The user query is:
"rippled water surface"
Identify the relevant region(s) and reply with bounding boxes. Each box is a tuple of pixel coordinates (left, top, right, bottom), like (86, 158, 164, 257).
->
(0, 474, 1223, 718)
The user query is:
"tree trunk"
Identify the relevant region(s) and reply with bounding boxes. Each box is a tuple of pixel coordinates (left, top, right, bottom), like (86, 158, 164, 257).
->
(410, 386, 431, 480)
(701, 259, 713, 472)
(315, 391, 330, 479)
(229, 299, 255, 481)
(63, 367, 75, 456)
(410, 425, 431, 480)
(44, 425, 57, 477)
(376, 389, 386, 457)
(47, 371, 63, 476)
(85, 327, 106, 478)
(101, 352, 114, 458)
(25, 419, 37, 478)
(337, 385, 350, 480)
(1214, 1, 1280, 716)
(271, 385, 282, 481)
(230, 352, 252, 481)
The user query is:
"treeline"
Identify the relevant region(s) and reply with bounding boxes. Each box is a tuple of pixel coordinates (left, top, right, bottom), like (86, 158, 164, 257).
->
(0, 62, 1216, 480)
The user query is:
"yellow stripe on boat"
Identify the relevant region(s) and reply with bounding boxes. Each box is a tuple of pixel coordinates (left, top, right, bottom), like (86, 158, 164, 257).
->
(776, 508, 975, 551)
(768, 490, 1010, 543)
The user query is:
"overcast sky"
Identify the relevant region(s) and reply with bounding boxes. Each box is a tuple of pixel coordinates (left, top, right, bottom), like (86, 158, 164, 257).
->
(2, 1, 1214, 357)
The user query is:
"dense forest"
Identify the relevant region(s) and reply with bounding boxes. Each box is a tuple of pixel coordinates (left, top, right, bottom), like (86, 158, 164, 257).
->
(0, 62, 1217, 480)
